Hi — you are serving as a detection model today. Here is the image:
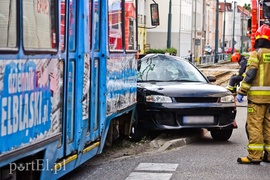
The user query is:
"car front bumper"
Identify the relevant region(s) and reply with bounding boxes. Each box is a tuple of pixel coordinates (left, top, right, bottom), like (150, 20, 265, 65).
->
(137, 102, 237, 130)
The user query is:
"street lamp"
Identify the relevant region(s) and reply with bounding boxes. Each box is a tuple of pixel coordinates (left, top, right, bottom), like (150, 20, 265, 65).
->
(232, 1, 236, 54)
(241, 18, 244, 53)
(222, 0, 226, 53)
(214, 0, 219, 63)
(167, 0, 172, 48)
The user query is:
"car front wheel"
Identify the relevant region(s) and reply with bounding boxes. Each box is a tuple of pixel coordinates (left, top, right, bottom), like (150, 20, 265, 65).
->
(210, 129, 233, 141)
(129, 112, 147, 142)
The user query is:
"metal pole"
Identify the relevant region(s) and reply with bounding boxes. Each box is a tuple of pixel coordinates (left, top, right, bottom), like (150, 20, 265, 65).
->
(214, 0, 219, 63)
(232, 1, 236, 54)
(202, 0, 206, 55)
(190, 0, 194, 56)
(167, 0, 172, 48)
(179, 1, 182, 56)
(241, 18, 243, 53)
(194, 1, 197, 62)
(222, 0, 226, 53)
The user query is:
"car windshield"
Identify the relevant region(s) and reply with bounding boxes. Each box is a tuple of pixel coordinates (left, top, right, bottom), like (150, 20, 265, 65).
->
(137, 55, 208, 82)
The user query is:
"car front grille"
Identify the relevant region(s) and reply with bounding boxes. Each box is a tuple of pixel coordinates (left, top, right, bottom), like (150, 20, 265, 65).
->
(154, 112, 175, 126)
(174, 97, 218, 103)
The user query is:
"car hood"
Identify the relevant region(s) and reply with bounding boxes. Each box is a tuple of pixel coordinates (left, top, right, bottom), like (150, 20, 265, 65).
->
(137, 82, 231, 97)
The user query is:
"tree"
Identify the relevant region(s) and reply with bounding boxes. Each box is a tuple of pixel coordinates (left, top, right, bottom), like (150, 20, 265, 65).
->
(243, 3, 251, 11)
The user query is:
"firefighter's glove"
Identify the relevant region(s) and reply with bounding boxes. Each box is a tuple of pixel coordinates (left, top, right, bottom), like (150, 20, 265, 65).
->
(237, 94, 244, 103)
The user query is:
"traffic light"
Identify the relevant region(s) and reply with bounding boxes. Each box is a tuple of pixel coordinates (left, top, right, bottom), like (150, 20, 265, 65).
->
(150, 3, 160, 26)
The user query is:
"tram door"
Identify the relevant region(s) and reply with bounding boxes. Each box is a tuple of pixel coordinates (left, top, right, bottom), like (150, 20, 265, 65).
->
(87, 0, 101, 144)
(63, 0, 78, 155)
(64, 0, 100, 155)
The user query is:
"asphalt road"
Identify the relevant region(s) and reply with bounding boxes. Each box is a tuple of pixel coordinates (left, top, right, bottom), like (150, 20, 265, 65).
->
(61, 97, 270, 180)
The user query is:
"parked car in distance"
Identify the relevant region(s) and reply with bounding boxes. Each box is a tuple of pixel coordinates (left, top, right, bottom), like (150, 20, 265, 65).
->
(224, 47, 237, 54)
(131, 54, 237, 142)
(218, 47, 223, 53)
(204, 45, 212, 55)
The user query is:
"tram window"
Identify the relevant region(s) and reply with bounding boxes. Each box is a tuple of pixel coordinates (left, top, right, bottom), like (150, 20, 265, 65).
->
(125, 1, 136, 50)
(94, 0, 100, 50)
(108, 0, 123, 50)
(23, 0, 57, 50)
(0, 0, 17, 48)
(89, 0, 92, 50)
(69, 0, 76, 51)
(60, 1, 66, 52)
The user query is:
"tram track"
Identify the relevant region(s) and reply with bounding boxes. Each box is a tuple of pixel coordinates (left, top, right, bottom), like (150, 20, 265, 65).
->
(198, 61, 240, 87)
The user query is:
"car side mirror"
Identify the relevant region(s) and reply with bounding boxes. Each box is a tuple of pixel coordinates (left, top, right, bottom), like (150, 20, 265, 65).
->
(207, 76, 216, 82)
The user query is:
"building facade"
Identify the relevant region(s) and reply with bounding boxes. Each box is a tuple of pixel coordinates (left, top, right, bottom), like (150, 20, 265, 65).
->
(137, 0, 250, 58)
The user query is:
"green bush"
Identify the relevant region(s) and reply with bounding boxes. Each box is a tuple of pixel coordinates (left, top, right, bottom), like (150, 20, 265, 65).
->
(145, 49, 165, 54)
(167, 48, 177, 55)
(227, 54, 232, 61)
(145, 48, 177, 55)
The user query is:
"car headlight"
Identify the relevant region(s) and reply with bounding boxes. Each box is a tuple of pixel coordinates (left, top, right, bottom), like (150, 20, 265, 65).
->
(220, 95, 235, 103)
(146, 95, 172, 103)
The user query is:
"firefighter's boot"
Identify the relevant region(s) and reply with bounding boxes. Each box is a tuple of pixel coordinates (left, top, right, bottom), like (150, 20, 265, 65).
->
(237, 157, 261, 165)
(226, 85, 236, 95)
(263, 151, 270, 163)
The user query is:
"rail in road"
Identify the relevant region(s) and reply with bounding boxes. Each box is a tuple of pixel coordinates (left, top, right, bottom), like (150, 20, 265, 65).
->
(198, 61, 240, 87)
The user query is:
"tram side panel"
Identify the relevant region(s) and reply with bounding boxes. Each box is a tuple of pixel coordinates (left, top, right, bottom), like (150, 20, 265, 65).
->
(0, 0, 63, 179)
(0, 58, 63, 175)
(105, 53, 137, 146)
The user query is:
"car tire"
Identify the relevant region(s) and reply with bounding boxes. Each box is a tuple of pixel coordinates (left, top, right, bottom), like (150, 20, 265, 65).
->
(129, 112, 147, 142)
(210, 129, 233, 141)
(130, 127, 146, 142)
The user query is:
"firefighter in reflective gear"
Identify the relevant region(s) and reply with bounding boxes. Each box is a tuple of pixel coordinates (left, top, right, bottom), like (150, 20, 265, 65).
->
(226, 52, 247, 94)
(237, 24, 270, 164)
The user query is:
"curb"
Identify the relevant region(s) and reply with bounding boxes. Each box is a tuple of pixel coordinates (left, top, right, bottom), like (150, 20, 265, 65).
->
(149, 129, 208, 153)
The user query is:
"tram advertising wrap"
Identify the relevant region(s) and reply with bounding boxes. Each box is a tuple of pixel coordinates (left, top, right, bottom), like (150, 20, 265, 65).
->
(0, 58, 63, 154)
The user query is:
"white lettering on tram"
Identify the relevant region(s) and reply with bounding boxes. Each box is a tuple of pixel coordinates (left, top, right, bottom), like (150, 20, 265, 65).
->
(1, 91, 49, 137)
(8, 68, 35, 94)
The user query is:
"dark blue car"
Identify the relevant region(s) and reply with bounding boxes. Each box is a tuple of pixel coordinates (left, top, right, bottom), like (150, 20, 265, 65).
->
(132, 54, 237, 141)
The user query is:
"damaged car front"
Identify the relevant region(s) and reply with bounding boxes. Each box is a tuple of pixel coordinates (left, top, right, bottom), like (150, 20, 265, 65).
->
(131, 54, 237, 142)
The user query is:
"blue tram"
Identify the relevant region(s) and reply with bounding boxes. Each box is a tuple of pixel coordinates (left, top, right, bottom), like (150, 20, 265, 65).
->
(0, 0, 140, 179)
